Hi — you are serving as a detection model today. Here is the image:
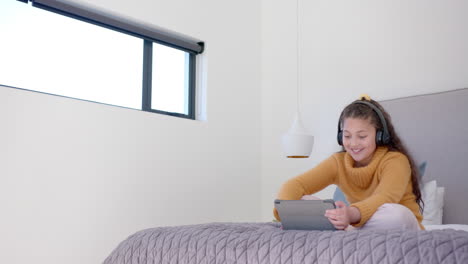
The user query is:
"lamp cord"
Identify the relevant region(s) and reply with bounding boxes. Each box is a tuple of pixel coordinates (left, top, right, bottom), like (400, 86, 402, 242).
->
(296, 0, 300, 117)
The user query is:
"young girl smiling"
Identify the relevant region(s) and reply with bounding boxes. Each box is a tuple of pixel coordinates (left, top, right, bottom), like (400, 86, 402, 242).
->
(274, 95, 424, 230)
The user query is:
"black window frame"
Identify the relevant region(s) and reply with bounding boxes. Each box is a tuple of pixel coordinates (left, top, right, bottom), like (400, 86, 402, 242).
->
(15, 0, 204, 120)
(142, 41, 197, 119)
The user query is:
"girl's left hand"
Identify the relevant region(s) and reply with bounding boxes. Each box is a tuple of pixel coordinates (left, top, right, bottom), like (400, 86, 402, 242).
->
(324, 201, 351, 230)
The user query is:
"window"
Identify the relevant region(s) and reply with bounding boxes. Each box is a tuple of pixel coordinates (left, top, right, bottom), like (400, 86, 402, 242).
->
(0, 0, 204, 119)
(151, 44, 191, 115)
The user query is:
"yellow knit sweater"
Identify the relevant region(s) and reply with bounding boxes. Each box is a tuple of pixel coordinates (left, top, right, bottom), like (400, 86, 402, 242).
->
(274, 147, 423, 229)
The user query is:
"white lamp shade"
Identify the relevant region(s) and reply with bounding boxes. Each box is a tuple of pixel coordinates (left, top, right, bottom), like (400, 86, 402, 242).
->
(281, 115, 314, 158)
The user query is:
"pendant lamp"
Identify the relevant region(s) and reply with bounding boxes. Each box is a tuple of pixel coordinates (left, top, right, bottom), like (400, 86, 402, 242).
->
(281, 0, 314, 158)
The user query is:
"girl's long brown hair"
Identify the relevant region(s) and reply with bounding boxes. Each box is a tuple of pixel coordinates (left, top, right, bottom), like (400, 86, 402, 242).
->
(339, 98, 424, 213)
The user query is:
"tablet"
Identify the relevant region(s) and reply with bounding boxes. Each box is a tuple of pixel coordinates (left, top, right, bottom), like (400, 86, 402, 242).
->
(274, 199, 337, 231)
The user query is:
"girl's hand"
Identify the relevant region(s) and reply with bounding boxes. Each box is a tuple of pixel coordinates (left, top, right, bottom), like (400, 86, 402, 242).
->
(324, 201, 353, 230)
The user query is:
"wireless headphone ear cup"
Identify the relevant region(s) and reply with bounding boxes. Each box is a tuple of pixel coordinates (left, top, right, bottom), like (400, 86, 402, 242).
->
(337, 131, 343, 146)
(381, 131, 391, 145)
(375, 130, 383, 145)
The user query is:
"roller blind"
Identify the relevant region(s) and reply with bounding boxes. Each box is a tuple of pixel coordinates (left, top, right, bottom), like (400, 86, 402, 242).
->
(30, 0, 204, 54)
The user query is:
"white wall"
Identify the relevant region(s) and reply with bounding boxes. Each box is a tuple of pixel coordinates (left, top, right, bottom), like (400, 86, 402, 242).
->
(261, 0, 468, 220)
(0, 0, 261, 263)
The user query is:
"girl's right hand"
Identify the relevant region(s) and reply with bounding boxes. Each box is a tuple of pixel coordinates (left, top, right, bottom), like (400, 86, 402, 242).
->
(324, 201, 361, 230)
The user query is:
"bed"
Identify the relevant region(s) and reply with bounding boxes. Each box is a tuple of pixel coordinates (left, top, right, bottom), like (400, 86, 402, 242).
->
(104, 89, 468, 264)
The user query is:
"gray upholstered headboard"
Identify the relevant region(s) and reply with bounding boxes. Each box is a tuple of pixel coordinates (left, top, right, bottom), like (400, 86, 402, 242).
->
(381, 89, 468, 225)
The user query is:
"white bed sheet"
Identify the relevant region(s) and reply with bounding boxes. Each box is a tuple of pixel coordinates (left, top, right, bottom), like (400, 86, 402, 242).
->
(425, 224, 468, 232)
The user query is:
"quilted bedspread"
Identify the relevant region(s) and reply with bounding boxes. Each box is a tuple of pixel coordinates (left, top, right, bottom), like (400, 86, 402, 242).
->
(104, 222, 468, 264)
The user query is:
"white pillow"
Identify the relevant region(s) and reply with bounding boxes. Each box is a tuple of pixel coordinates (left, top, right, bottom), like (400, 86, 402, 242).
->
(421, 180, 444, 225)
(434, 187, 445, 224)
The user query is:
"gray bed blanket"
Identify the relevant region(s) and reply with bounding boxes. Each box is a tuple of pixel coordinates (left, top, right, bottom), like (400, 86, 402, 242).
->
(104, 222, 468, 264)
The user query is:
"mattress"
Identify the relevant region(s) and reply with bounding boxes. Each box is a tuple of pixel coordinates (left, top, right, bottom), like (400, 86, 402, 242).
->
(425, 224, 468, 232)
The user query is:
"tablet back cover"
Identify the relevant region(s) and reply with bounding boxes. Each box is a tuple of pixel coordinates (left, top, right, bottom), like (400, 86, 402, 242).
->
(275, 199, 337, 231)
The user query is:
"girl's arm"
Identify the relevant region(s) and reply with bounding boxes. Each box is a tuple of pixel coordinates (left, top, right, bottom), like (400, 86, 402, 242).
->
(273, 155, 338, 220)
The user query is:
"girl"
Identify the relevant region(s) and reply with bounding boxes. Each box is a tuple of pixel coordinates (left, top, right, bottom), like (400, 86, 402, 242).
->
(274, 95, 424, 231)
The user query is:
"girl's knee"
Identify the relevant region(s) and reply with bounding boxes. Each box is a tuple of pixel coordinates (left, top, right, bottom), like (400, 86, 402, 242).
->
(381, 204, 415, 223)
(364, 203, 419, 230)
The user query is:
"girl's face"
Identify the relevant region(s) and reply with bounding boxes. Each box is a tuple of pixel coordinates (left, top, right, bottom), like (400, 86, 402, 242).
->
(342, 117, 377, 167)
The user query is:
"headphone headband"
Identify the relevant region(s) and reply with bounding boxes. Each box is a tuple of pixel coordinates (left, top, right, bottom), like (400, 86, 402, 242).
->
(337, 99, 391, 145)
(353, 101, 390, 136)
